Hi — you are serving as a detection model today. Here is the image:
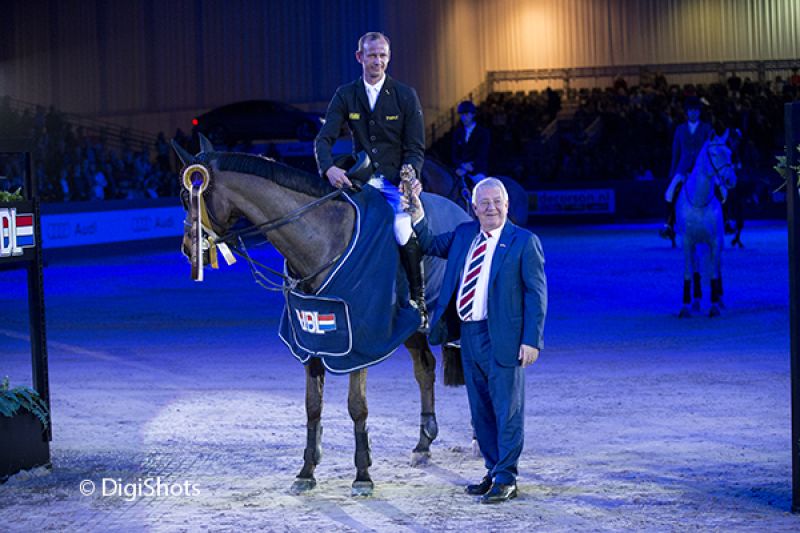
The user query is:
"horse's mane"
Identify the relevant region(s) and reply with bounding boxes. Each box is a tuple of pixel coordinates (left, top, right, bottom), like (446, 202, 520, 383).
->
(212, 152, 344, 200)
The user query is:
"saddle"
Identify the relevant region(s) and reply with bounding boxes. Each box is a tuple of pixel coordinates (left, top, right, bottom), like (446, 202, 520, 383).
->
(336, 151, 373, 188)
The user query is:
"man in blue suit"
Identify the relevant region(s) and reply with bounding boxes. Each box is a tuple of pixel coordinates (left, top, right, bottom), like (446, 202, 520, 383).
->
(402, 177, 547, 503)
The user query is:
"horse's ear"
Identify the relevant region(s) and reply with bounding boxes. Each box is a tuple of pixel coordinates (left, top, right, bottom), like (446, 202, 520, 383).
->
(198, 133, 215, 153)
(171, 139, 195, 167)
(720, 128, 729, 143)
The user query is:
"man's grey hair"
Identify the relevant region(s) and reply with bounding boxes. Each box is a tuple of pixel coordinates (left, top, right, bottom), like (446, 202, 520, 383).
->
(472, 177, 508, 205)
(357, 32, 391, 53)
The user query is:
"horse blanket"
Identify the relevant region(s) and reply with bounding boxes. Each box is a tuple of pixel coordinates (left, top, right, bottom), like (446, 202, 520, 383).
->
(278, 185, 422, 373)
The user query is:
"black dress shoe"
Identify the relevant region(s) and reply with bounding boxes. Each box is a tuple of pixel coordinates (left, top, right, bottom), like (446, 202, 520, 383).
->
(480, 482, 518, 503)
(465, 475, 493, 495)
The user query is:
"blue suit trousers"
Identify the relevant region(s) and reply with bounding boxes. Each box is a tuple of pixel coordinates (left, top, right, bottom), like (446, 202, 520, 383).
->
(461, 320, 526, 485)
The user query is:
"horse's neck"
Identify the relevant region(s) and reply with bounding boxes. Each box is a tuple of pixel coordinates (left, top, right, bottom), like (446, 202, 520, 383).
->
(220, 172, 354, 290)
(686, 153, 714, 205)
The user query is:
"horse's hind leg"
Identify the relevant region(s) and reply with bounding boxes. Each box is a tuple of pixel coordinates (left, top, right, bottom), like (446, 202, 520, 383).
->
(349, 369, 373, 496)
(291, 359, 325, 494)
(679, 240, 693, 317)
(709, 237, 722, 317)
(406, 332, 438, 466)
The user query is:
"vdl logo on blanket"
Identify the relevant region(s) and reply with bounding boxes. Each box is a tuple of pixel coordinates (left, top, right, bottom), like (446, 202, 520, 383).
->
(295, 310, 337, 334)
(0, 207, 35, 258)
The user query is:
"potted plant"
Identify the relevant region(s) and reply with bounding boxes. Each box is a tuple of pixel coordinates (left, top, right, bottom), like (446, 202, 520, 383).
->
(0, 376, 51, 480)
(0, 188, 23, 202)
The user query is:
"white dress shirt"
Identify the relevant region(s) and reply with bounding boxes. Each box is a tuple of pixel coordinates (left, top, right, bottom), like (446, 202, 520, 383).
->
(459, 230, 500, 321)
(363, 75, 386, 111)
(463, 122, 476, 143)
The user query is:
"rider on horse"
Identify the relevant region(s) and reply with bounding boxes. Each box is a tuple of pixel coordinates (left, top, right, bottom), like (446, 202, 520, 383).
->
(314, 31, 428, 327)
(660, 96, 713, 242)
(452, 100, 491, 185)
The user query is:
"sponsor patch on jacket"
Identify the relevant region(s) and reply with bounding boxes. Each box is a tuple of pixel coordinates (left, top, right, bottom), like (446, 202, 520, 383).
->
(385, 115, 399, 121)
(349, 112, 361, 120)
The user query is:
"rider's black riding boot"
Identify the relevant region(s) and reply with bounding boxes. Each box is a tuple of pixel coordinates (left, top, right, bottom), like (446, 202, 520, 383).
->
(659, 202, 677, 242)
(399, 235, 428, 330)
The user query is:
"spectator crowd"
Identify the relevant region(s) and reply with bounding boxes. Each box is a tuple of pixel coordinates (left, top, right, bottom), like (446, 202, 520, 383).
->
(2, 67, 800, 204)
(433, 69, 800, 190)
(0, 97, 179, 202)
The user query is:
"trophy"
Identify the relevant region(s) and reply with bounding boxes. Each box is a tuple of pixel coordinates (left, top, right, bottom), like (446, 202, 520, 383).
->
(400, 163, 418, 215)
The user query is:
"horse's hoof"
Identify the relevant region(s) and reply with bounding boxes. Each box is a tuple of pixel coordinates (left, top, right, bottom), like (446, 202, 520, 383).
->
(709, 305, 721, 317)
(691, 300, 701, 312)
(290, 477, 316, 494)
(351, 480, 374, 497)
(678, 306, 691, 318)
(471, 438, 482, 458)
(410, 450, 431, 467)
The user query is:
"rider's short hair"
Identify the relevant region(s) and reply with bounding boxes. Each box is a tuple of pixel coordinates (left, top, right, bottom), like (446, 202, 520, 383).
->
(472, 177, 508, 205)
(357, 32, 391, 53)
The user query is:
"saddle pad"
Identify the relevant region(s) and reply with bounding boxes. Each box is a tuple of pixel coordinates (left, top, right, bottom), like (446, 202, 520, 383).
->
(283, 290, 352, 357)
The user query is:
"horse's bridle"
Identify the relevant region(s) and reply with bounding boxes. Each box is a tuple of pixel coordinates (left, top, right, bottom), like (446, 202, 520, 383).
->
(683, 141, 733, 209)
(181, 162, 347, 291)
(705, 142, 733, 179)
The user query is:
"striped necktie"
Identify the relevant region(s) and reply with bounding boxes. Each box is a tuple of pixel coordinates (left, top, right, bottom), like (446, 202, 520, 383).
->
(458, 232, 489, 321)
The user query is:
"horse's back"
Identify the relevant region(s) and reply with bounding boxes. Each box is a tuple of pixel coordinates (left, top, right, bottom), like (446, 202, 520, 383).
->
(419, 192, 471, 309)
(421, 158, 529, 227)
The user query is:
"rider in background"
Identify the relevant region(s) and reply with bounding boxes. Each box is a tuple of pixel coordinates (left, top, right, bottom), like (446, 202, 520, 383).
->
(660, 96, 712, 243)
(314, 31, 428, 325)
(452, 100, 491, 188)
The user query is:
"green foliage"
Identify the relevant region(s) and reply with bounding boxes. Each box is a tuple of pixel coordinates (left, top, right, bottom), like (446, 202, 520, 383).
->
(0, 188, 24, 202)
(0, 376, 50, 430)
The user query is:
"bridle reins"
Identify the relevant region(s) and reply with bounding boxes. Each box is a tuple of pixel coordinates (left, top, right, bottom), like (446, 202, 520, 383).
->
(684, 142, 733, 209)
(183, 167, 348, 292)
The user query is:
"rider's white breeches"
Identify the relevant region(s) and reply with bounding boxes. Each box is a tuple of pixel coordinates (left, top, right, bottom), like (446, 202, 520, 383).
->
(368, 175, 413, 245)
(665, 173, 685, 202)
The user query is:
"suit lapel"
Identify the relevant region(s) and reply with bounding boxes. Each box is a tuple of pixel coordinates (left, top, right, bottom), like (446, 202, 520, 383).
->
(355, 78, 371, 116)
(489, 222, 515, 288)
(448, 222, 480, 293)
(373, 76, 393, 115)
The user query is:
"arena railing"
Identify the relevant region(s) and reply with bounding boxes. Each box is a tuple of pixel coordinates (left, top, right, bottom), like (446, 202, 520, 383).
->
(2, 95, 155, 155)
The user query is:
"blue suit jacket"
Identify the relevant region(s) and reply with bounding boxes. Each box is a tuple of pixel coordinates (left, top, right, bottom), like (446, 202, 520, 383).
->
(414, 218, 547, 366)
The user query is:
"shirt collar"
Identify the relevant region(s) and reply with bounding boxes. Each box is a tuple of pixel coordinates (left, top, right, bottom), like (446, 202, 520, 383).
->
(363, 75, 386, 94)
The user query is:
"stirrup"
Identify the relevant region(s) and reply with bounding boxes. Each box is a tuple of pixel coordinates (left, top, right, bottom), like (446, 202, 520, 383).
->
(410, 298, 429, 331)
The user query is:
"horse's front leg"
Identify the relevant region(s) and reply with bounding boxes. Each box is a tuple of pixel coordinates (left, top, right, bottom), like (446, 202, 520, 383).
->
(405, 332, 438, 466)
(709, 234, 723, 317)
(691, 250, 702, 312)
(349, 368, 373, 496)
(291, 358, 325, 494)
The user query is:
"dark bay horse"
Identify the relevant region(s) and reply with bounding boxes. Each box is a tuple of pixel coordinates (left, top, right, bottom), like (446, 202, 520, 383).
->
(174, 137, 469, 496)
(421, 157, 529, 226)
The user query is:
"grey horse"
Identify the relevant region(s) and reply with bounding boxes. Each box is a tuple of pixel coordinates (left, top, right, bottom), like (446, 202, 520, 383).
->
(675, 130, 736, 317)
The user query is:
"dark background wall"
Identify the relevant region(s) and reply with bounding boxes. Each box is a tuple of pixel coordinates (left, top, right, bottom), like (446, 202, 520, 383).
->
(1, 0, 798, 137)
